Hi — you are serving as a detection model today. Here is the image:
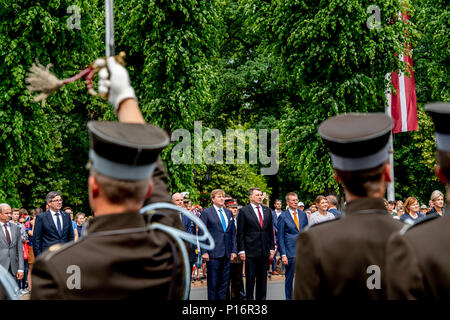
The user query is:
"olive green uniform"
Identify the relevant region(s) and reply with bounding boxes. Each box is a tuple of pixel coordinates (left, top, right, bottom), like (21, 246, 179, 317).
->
(31, 211, 184, 299)
(293, 198, 403, 299)
(386, 213, 449, 299)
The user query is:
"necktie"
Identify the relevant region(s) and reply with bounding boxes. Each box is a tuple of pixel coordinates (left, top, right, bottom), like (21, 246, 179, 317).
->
(55, 212, 62, 237)
(3, 223, 11, 246)
(293, 211, 300, 231)
(256, 206, 263, 228)
(218, 208, 227, 232)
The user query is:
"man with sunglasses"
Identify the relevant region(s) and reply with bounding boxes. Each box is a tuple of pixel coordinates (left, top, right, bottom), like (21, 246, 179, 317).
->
(32, 192, 74, 257)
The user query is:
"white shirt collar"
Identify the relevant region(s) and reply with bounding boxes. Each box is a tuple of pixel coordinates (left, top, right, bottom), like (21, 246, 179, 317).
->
(251, 203, 262, 210)
(213, 205, 224, 212)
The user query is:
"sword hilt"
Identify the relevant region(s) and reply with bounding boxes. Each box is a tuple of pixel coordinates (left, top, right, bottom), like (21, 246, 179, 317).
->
(86, 51, 126, 98)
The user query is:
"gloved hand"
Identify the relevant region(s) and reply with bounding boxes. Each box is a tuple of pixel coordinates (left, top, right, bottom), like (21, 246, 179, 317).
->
(97, 57, 136, 111)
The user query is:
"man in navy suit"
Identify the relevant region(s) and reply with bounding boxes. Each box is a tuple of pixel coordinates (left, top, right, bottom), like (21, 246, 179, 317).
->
(200, 189, 237, 300)
(278, 192, 308, 300)
(33, 192, 74, 257)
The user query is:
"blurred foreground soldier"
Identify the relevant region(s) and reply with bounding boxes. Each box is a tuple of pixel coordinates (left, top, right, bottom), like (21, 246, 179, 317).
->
(387, 103, 450, 299)
(31, 57, 184, 299)
(293, 113, 403, 299)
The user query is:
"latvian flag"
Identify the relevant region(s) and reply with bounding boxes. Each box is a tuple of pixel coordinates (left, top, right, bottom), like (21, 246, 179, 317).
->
(386, 11, 418, 134)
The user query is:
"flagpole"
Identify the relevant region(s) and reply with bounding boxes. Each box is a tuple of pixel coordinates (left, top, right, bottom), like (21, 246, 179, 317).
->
(387, 133, 395, 201)
(385, 73, 395, 202)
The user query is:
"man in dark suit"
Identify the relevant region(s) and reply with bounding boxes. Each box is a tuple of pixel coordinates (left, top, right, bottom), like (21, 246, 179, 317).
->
(278, 192, 308, 300)
(237, 187, 275, 300)
(33, 191, 74, 257)
(200, 189, 237, 300)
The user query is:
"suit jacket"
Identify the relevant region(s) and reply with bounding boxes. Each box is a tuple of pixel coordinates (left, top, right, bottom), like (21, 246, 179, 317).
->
(237, 204, 275, 258)
(272, 211, 281, 233)
(0, 222, 24, 275)
(33, 210, 74, 257)
(200, 206, 237, 259)
(293, 198, 403, 299)
(278, 209, 308, 259)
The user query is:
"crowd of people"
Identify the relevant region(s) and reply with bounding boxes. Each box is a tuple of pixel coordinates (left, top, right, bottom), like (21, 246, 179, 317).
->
(171, 187, 444, 300)
(0, 177, 445, 300)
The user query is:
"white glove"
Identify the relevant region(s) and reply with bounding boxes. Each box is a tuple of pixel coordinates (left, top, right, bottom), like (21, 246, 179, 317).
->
(98, 57, 136, 111)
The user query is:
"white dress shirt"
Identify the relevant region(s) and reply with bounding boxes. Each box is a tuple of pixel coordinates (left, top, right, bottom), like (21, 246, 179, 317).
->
(274, 209, 283, 219)
(50, 210, 64, 231)
(288, 208, 299, 222)
(251, 203, 264, 225)
(213, 205, 228, 230)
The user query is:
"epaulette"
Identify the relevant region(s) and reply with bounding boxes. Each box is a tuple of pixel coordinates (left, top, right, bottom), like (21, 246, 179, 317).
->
(399, 214, 440, 235)
(41, 240, 79, 262)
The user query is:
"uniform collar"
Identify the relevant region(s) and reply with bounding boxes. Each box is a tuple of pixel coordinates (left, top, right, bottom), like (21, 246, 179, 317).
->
(344, 198, 387, 216)
(86, 211, 145, 233)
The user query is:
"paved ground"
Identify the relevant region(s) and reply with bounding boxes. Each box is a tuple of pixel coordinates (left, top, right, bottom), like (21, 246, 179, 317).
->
(190, 275, 286, 300)
(21, 275, 287, 300)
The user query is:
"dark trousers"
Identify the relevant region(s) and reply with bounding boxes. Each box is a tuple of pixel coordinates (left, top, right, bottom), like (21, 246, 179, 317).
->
(207, 257, 230, 300)
(187, 260, 195, 300)
(18, 259, 29, 290)
(271, 247, 278, 272)
(284, 257, 295, 300)
(228, 262, 245, 300)
(245, 256, 269, 300)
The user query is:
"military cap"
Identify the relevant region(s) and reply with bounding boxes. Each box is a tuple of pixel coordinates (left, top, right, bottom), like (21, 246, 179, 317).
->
(87, 121, 169, 180)
(318, 113, 392, 171)
(425, 102, 450, 152)
(226, 199, 239, 207)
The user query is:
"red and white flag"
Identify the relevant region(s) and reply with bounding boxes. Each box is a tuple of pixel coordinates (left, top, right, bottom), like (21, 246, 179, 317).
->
(386, 11, 417, 134)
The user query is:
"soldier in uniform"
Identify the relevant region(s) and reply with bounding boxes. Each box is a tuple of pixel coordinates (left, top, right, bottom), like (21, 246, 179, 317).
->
(387, 102, 450, 299)
(31, 57, 185, 299)
(293, 113, 403, 299)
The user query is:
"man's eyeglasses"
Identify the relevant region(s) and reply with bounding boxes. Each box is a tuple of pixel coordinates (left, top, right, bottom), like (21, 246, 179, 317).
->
(51, 199, 63, 203)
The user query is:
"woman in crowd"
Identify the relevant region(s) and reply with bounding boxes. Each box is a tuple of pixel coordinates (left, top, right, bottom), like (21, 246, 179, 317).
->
(395, 200, 404, 218)
(308, 195, 335, 227)
(400, 197, 424, 223)
(426, 190, 444, 217)
(75, 212, 86, 240)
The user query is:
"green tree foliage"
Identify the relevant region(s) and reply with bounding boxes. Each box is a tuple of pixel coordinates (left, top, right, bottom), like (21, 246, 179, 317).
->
(114, 0, 224, 193)
(271, 0, 415, 200)
(0, 0, 446, 211)
(0, 1, 105, 211)
(392, 107, 443, 203)
(200, 163, 271, 206)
